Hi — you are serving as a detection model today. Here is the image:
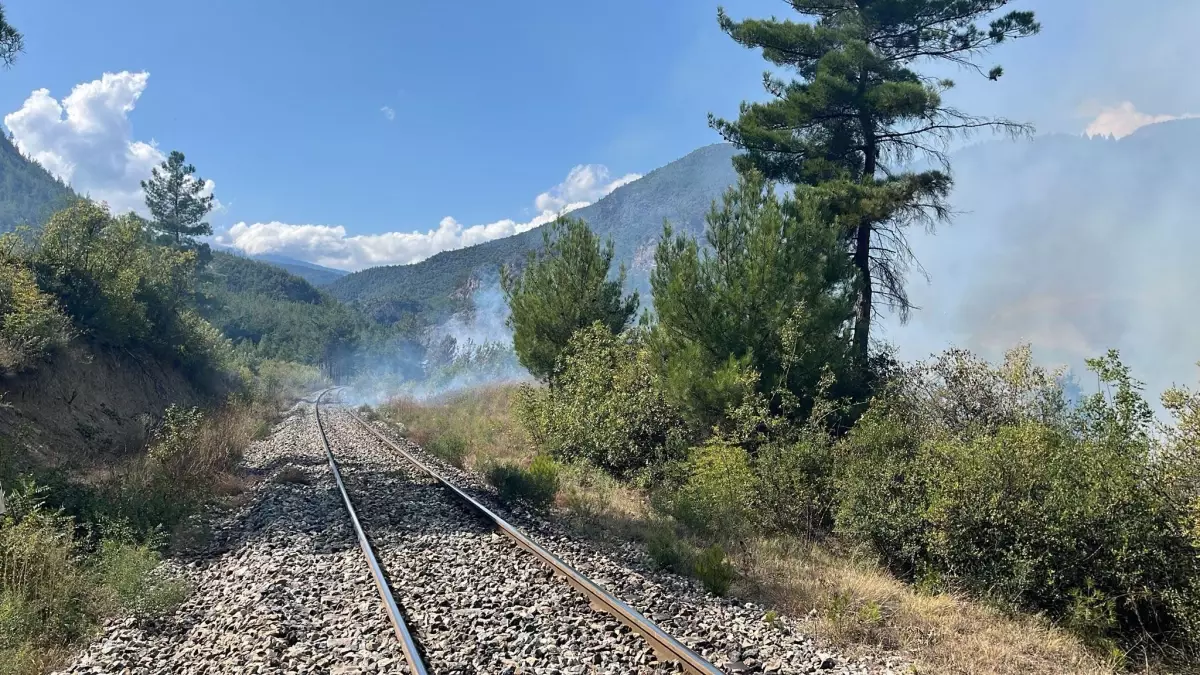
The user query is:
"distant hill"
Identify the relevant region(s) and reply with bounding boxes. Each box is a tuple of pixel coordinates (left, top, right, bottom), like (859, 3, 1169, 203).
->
(201, 251, 369, 367)
(327, 143, 740, 321)
(0, 134, 76, 231)
(250, 253, 348, 286)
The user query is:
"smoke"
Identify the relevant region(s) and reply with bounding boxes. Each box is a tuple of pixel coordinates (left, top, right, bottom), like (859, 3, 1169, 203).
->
(425, 281, 513, 353)
(882, 123, 1200, 411)
(344, 277, 532, 406)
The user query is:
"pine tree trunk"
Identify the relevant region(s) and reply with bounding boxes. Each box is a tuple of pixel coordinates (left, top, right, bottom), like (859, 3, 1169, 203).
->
(853, 119, 877, 365)
(852, 219, 872, 363)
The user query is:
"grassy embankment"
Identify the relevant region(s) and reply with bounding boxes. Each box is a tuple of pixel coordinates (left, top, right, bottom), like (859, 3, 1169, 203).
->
(0, 375, 320, 675)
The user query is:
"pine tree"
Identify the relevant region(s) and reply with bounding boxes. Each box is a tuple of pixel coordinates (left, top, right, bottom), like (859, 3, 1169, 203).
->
(502, 216, 638, 382)
(710, 1, 1040, 364)
(651, 171, 854, 426)
(141, 150, 215, 246)
(0, 3, 22, 68)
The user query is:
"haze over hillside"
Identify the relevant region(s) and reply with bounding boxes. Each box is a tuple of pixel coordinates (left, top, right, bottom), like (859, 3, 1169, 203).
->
(325, 120, 1200, 403)
(327, 143, 739, 320)
(887, 118, 1200, 403)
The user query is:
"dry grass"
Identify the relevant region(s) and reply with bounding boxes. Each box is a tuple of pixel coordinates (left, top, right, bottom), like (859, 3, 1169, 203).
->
(381, 385, 1121, 675)
(737, 538, 1118, 675)
(383, 385, 536, 470)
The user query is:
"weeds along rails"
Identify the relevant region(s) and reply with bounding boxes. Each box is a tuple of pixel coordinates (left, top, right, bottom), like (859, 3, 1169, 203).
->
(313, 389, 723, 674)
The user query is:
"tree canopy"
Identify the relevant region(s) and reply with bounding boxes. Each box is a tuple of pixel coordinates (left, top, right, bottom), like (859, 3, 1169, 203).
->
(651, 172, 855, 427)
(141, 151, 216, 247)
(710, 0, 1040, 363)
(502, 216, 638, 382)
(0, 3, 22, 68)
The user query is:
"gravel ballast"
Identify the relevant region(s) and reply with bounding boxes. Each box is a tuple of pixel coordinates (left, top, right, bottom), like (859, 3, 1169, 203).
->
(54, 395, 906, 674)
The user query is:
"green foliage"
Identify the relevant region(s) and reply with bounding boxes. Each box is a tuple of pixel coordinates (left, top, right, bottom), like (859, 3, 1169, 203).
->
(670, 441, 758, 539)
(0, 481, 185, 675)
(92, 536, 187, 616)
(754, 429, 836, 535)
(692, 544, 735, 596)
(202, 251, 374, 379)
(711, 1, 1040, 362)
(503, 216, 638, 382)
(516, 323, 687, 477)
(244, 359, 326, 403)
(424, 434, 467, 468)
(206, 252, 323, 304)
(24, 200, 230, 377)
(0, 3, 22, 68)
(0, 257, 71, 372)
(651, 173, 856, 430)
(833, 347, 1200, 654)
(140, 150, 215, 247)
(149, 405, 204, 465)
(485, 455, 560, 510)
(0, 136, 74, 233)
(644, 524, 694, 574)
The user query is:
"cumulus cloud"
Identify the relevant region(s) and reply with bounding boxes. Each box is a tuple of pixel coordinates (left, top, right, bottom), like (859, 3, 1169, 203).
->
(222, 164, 642, 271)
(533, 164, 641, 212)
(1084, 101, 1200, 138)
(1, 72, 197, 215)
(381, 105, 395, 121)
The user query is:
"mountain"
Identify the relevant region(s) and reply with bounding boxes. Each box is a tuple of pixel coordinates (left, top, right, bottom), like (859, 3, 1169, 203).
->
(250, 253, 348, 286)
(0, 134, 76, 231)
(327, 143, 740, 321)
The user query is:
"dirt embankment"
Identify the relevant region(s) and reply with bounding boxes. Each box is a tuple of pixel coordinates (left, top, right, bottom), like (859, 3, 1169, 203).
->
(0, 342, 209, 474)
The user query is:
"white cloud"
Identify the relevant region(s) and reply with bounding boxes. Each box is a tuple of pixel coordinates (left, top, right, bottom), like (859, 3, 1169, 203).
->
(381, 105, 395, 121)
(1084, 101, 1200, 139)
(533, 164, 641, 212)
(221, 165, 643, 271)
(3, 71, 219, 216)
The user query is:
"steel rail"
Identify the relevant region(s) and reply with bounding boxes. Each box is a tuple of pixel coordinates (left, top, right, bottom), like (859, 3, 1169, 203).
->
(314, 389, 429, 675)
(339, 403, 725, 675)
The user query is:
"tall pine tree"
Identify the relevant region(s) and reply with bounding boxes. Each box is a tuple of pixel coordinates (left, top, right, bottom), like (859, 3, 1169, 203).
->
(710, 1, 1039, 364)
(141, 150, 216, 247)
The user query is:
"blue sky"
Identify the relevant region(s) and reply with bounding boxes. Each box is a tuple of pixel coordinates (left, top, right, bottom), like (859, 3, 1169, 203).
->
(3, 0, 1199, 271)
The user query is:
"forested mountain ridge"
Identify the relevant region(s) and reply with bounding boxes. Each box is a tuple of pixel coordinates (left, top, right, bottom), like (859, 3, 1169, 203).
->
(0, 133, 76, 231)
(250, 252, 348, 286)
(327, 143, 740, 321)
(200, 251, 371, 376)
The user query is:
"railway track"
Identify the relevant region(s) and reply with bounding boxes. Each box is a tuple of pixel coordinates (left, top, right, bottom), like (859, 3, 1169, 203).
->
(314, 388, 725, 674)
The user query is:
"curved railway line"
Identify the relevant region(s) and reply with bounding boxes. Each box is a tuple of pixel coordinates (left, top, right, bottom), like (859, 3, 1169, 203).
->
(314, 388, 725, 674)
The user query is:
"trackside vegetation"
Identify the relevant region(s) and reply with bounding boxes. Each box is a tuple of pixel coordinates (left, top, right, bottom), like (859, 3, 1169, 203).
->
(0, 188, 326, 670)
(391, 3, 1200, 671)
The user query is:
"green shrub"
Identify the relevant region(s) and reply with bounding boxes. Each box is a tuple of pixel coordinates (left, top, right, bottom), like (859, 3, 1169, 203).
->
(92, 537, 187, 616)
(671, 441, 758, 539)
(0, 259, 71, 373)
(485, 455, 560, 509)
(835, 348, 1200, 655)
(249, 359, 326, 404)
(0, 481, 189, 675)
(754, 430, 835, 535)
(692, 544, 735, 596)
(517, 323, 688, 478)
(644, 524, 694, 574)
(0, 498, 91, 654)
(27, 200, 231, 381)
(424, 434, 468, 468)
